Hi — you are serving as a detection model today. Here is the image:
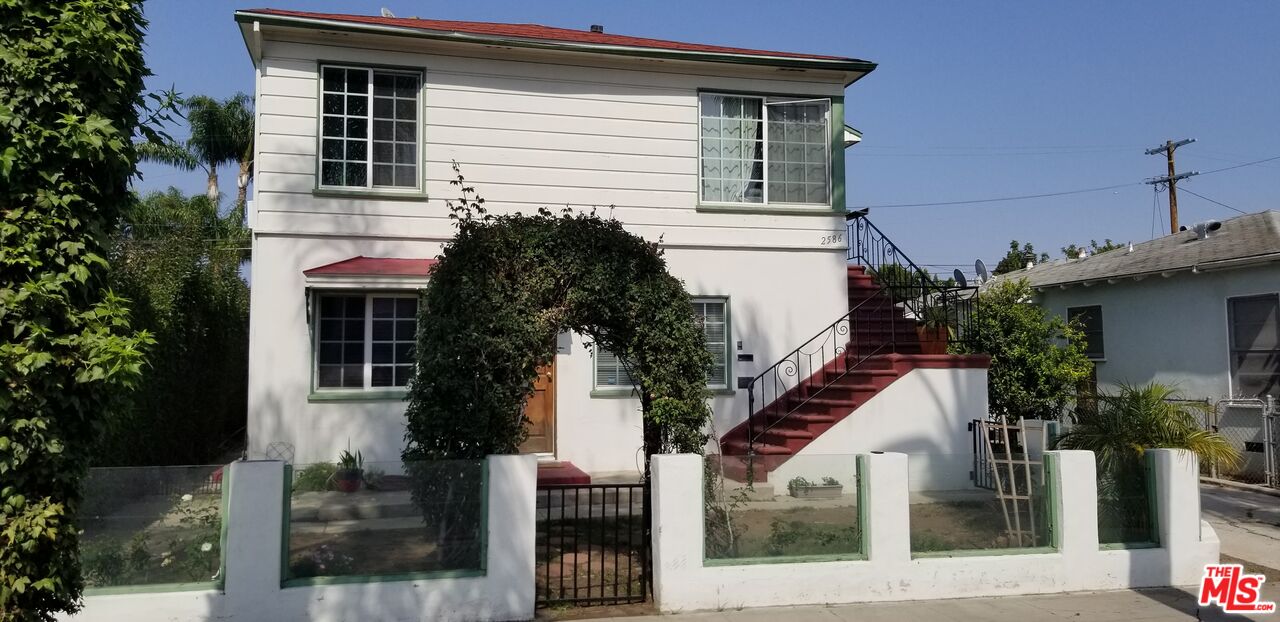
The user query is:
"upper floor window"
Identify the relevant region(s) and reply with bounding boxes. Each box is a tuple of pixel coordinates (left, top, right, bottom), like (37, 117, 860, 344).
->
(1067, 305, 1104, 360)
(320, 65, 421, 190)
(699, 94, 830, 206)
(314, 292, 418, 391)
(1228, 294, 1280, 398)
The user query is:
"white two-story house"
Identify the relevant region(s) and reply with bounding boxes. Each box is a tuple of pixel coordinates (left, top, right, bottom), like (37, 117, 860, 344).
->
(235, 9, 989, 486)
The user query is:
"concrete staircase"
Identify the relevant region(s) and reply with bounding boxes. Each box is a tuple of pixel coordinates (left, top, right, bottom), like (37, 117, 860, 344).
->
(717, 265, 983, 482)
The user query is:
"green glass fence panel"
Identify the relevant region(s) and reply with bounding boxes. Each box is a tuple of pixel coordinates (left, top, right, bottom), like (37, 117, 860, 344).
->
(1097, 454, 1158, 546)
(80, 465, 227, 589)
(909, 453, 1053, 555)
(285, 459, 486, 582)
(704, 454, 863, 563)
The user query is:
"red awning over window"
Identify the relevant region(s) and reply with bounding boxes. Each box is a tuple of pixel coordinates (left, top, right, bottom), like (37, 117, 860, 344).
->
(303, 256, 438, 277)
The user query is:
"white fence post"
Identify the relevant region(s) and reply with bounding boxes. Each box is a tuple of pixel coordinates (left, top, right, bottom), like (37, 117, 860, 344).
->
(223, 460, 286, 614)
(1148, 448, 1205, 586)
(650, 453, 702, 613)
(1046, 450, 1098, 592)
(863, 452, 910, 565)
(484, 453, 538, 619)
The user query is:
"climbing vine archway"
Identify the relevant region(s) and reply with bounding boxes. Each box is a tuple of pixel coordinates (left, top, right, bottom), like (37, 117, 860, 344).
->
(402, 181, 713, 467)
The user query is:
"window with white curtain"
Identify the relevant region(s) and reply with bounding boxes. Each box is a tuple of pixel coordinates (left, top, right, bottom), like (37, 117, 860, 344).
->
(594, 297, 730, 391)
(319, 65, 421, 189)
(699, 93, 830, 206)
(1228, 294, 1280, 398)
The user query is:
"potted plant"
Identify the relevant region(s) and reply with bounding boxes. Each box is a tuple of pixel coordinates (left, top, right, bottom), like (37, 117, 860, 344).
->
(334, 449, 363, 493)
(917, 304, 956, 355)
(787, 476, 843, 499)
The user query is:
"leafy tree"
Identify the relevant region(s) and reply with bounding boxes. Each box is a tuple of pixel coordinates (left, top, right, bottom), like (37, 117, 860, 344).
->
(1062, 239, 1124, 259)
(0, 2, 156, 618)
(100, 189, 250, 466)
(992, 240, 1050, 275)
(951, 279, 1093, 422)
(137, 93, 254, 212)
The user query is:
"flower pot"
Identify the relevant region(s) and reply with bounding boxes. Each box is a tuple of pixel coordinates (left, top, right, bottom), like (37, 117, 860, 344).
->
(334, 469, 362, 493)
(789, 484, 843, 499)
(917, 325, 949, 355)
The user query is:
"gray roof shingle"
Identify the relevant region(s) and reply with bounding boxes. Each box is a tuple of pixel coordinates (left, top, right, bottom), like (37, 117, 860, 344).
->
(993, 210, 1280, 288)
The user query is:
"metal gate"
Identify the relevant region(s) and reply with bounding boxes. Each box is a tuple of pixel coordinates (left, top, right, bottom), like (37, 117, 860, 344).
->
(1203, 396, 1279, 489)
(535, 482, 650, 607)
(969, 419, 996, 490)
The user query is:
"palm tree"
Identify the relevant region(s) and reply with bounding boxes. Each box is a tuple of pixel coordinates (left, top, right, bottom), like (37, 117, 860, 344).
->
(138, 93, 254, 212)
(1054, 383, 1241, 473)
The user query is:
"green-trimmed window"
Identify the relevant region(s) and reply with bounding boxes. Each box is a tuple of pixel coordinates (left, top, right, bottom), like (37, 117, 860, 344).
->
(314, 293, 418, 390)
(699, 93, 830, 206)
(319, 65, 421, 189)
(594, 297, 730, 390)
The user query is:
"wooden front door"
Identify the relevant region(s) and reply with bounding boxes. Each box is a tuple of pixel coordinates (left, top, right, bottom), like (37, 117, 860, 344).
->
(519, 361, 556, 454)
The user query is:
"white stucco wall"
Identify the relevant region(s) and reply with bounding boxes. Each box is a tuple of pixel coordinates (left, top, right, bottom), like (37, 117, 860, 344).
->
(768, 366, 988, 492)
(651, 449, 1219, 613)
(63, 455, 537, 622)
(248, 234, 847, 471)
(1034, 263, 1280, 401)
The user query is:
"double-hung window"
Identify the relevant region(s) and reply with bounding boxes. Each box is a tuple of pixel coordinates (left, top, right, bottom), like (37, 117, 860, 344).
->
(594, 298, 730, 391)
(1228, 294, 1280, 398)
(1067, 305, 1105, 360)
(699, 93, 831, 206)
(314, 293, 418, 391)
(320, 65, 421, 190)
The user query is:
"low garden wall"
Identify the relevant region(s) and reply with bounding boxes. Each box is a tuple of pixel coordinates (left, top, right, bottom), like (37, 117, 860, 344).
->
(61, 455, 537, 622)
(654, 449, 1218, 612)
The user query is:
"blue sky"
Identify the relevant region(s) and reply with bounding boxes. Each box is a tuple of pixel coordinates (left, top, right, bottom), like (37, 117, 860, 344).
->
(138, 1, 1280, 273)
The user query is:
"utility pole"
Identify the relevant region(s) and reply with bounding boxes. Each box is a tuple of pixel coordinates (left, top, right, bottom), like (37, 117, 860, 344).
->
(1144, 138, 1198, 234)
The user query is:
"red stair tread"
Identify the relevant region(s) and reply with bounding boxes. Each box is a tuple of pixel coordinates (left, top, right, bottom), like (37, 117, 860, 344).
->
(720, 264, 991, 474)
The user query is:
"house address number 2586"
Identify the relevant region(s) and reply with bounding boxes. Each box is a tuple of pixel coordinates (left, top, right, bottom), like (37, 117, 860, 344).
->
(819, 231, 844, 246)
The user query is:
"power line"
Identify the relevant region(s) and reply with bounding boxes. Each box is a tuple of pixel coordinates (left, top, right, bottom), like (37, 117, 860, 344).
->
(849, 181, 1138, 209)
(1179, 187, 1247, 215)
(1196, 154, 1280, 176)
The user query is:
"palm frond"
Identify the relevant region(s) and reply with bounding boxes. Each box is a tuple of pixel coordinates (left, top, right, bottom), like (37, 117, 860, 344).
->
(136, 140, 202, 172)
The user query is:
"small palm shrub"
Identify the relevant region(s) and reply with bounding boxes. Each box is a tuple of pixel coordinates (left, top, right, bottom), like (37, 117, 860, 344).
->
(1055, 383, 1240, 542)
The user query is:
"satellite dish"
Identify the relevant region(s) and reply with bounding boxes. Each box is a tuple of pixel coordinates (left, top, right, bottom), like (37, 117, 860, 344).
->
(953, 269, 968, 288)
(975, 259, 989, 284)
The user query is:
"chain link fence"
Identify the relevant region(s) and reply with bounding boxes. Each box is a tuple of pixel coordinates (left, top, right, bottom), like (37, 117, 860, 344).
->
(1197, 396, 1279, 489)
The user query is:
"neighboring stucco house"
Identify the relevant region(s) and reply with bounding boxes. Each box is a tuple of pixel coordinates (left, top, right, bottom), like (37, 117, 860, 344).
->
(234, 9, 988, 486)
(999, 210, 1280, 403)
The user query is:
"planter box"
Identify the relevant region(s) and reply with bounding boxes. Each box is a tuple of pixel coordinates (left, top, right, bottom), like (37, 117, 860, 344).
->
(789, 484, 843, 499)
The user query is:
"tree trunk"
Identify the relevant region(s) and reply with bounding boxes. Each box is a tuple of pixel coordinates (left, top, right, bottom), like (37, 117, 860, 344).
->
(206, 168, 219, 205)
(235, 160, 251, 226)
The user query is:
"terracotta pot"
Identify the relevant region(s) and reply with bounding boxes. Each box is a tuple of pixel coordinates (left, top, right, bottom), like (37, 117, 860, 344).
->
(916, 325, 949, 355)
(334, 469, 362, 493)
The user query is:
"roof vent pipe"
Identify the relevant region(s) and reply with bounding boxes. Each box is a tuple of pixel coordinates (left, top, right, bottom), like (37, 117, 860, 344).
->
(590, 24, 604, 33)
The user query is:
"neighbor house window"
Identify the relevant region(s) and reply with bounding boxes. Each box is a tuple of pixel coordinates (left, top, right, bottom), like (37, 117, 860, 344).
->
(1067, 305, 1104, 360)
(1228, 294, 1280, 398)
(699, 93, 830, 205)
(320, 65, 421, 189)
(314, 293, 418, 390)
(594, 298, 730, 390)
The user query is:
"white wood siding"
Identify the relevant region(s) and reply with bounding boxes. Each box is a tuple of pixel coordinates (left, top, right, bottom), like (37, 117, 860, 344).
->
(253, 33, 848, 249)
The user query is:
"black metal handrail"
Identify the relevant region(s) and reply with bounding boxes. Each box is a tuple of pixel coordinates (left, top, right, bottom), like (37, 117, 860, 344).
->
(848, 213, 979, 348)
(741, 214, 980, 454)
(745, 291, 894, 451)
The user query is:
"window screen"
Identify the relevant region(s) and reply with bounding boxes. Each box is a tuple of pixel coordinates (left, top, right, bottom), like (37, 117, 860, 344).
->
(1229, 294, 1280, 398)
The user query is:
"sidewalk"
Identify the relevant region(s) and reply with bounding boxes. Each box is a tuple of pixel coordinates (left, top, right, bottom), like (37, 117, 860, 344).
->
(586, 586, 1279, 621)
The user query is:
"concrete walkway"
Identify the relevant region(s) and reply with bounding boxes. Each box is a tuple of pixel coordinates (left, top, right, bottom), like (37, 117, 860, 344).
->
(586, 586, 1278, 621)
(1202, 482, 1280, 573)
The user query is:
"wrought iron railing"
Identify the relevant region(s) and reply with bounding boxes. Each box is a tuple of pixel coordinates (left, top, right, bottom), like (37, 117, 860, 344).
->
(742, 214, 980, 454)
(848, 213, 979, 348)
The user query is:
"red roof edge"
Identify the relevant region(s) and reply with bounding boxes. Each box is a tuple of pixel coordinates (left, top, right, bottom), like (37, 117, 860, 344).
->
(235, 8, 876, 70)
(303, 256, 438, 278)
